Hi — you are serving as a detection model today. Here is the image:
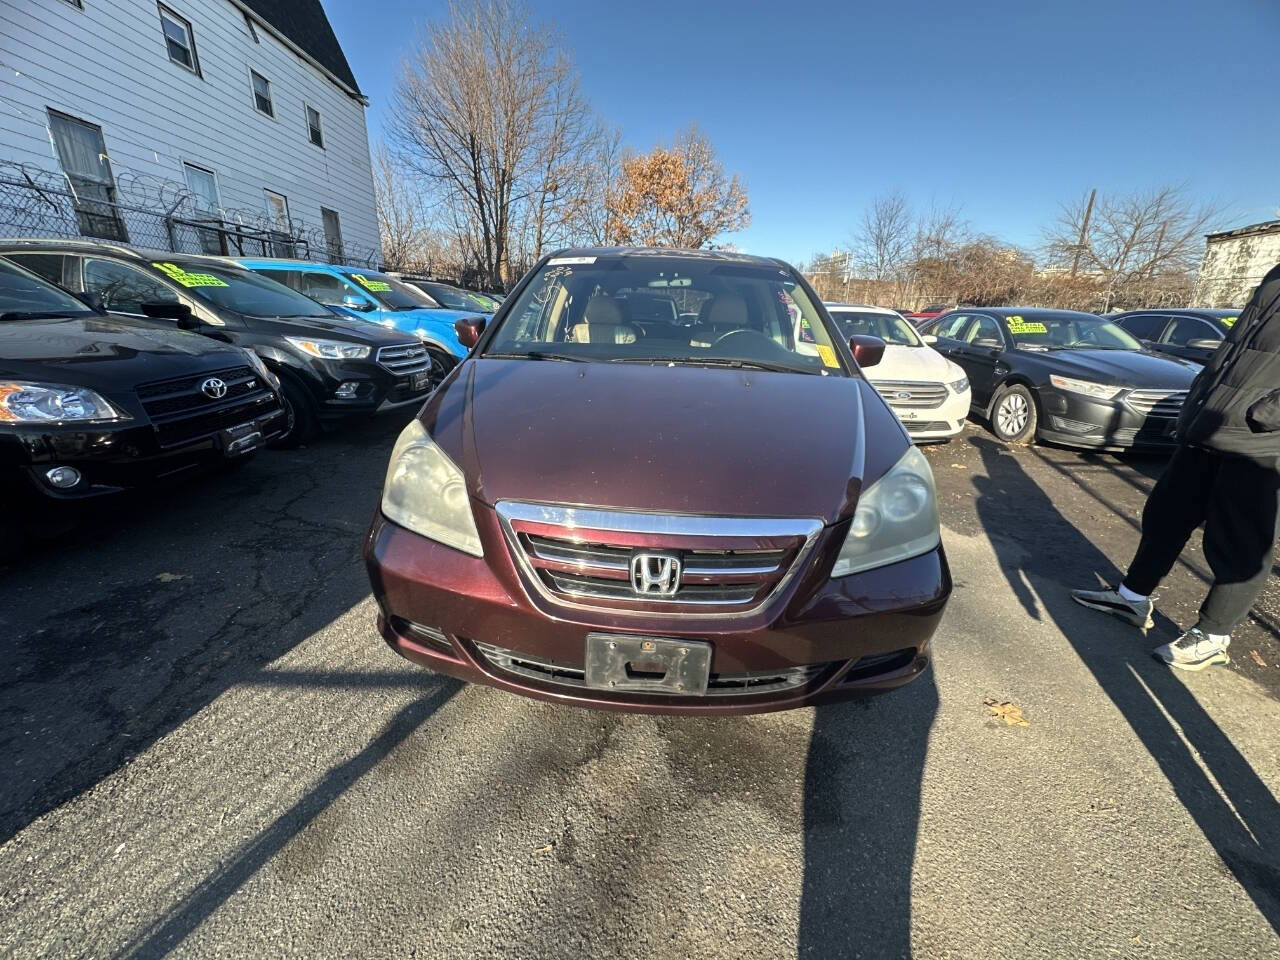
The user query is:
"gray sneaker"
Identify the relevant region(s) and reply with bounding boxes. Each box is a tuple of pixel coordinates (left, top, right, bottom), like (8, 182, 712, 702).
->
(1153, 628, 1230, 671)
(1071, 586, 1155, 629)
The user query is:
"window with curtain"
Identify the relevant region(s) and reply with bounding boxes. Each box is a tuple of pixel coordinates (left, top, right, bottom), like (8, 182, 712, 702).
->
(46, 110, 128, 241)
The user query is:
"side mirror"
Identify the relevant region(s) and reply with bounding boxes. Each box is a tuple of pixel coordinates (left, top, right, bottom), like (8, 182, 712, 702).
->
(921, 334, 938, 345)
(848, 334, 886, 368)
(454, 315, 487, 350)
(342, 293, 374, 312)
(140, 301, 197, 328)
(1187, 338, 1223, 350)
(75, 291, 105, 312)
(973, 337, 1004, 351)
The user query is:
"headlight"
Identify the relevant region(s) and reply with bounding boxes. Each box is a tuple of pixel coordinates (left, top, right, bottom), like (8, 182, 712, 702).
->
(381, 419, 482, 556)
(831, 446, 940, 577)
(284, 336, 371, 360)
(948, 376, 969, 393)
(245, 351, 280, 388)
(1049, 375, 1122, 400)
(0, 381, 129, 423)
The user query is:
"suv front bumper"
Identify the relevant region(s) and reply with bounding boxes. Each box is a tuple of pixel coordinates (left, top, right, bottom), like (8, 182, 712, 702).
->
(364, 507, 950, 715)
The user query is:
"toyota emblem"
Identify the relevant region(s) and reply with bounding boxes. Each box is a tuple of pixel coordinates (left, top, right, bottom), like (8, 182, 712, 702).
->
(201, 377, 228, 399)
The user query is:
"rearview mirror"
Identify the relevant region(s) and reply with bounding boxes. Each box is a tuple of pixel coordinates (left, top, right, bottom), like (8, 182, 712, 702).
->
(921, 334, 938, 345)
(973, 337, 1004, 351)
(1187, 338, 1223, 350)
(454, 315, 487, 350)
(848, 334, 886, 368)
(342, 293, 374, 312)
(140, 301, 197, 328)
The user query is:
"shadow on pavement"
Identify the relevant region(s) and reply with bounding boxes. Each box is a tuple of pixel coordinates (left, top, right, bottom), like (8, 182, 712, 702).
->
(0, 415, 407, 845)
(799, 671, 938, 958)
(119, 678, 460, 959)
(970, 435, 1280, 936)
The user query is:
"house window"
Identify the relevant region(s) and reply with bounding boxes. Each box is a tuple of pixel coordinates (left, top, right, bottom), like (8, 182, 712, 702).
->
(321, 207, 343, 261)
(158, 5, 199, 75)
(250, 70, 274, 117)
(183, 162, 223, 254)
(46, 110, 128, 241)
(263, 189, 291, 256)
(305, 105, 324, 148)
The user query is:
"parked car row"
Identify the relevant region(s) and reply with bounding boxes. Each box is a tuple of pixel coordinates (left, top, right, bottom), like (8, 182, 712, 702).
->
(0, 238, 495, 547)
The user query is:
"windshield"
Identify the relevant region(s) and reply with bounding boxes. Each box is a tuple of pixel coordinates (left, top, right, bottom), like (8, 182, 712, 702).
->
(1004, 313, 1142, 350)
(340, 270, 430, 311)
(483, 256, 846, 376)
(0, 258, 96, 320)
(828, 309, 920, 346)
(151, 261, 335, 319)
(423, 282, 489, 311)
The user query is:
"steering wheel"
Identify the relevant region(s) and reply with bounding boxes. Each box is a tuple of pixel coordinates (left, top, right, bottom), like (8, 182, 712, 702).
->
(710, 329, 779, 351)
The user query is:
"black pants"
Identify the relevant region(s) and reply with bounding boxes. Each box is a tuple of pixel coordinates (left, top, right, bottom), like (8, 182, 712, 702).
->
(1124, 445, 1280, 635)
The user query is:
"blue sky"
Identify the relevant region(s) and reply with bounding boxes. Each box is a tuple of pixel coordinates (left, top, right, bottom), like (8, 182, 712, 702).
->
(324, 0, 1279, 265)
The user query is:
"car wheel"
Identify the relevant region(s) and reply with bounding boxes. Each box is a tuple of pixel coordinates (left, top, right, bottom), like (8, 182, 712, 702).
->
(990, 384, 1037, 445)
(426, 346, 458, 390)
(271, 375, 318, 448)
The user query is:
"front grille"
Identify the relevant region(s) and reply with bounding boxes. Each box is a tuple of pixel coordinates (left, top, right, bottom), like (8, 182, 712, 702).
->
(377, 342, 431, 375)
(496, 502, 822, 617)
(873, 380, 949, 409)
(473, 641, 830, 697)
(1125, 390, 1187, 419)
(904, 421, 951, 434)
(136, 366, 278, 448)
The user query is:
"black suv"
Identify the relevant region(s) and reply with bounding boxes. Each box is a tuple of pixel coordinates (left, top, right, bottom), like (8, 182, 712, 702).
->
(1110, 308, 1239, 365)
(0, 241, 435, 445)
(0, 256, 284, 544)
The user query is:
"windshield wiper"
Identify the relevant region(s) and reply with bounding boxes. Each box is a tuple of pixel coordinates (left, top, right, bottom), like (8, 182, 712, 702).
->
(611, 356, 822, 375)
(487, 350, 586, 362)
(0, 310, 90, 321)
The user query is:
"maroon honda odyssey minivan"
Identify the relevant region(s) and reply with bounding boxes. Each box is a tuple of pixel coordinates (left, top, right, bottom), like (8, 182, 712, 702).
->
(364, 248, 950, 714)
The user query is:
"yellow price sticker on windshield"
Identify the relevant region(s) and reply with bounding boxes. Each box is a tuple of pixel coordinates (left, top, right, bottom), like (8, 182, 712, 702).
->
(816, 344, 840, 368)
(1222, 316, 1237, 327)
(1006, 315, 1047, 335)
(152, 261, 228, 288)
(351, 273, 392, 292)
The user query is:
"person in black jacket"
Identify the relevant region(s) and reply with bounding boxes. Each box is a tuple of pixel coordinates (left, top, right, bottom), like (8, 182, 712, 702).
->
(1073, 262, 1280, 669)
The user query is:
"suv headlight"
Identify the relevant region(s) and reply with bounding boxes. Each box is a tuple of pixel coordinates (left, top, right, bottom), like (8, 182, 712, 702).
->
(381, 419, 482, 556)
(0, 381, 129, 423)
(1049, 375, 1122, 400)
(831, 446, 940, 577)
(284, 336, 371, 360)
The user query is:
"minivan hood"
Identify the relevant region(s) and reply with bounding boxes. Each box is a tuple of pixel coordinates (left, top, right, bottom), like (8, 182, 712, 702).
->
(426, 359, 904, 524)
(1025, 347, 1200, 388)
(0, 314, 246, 390)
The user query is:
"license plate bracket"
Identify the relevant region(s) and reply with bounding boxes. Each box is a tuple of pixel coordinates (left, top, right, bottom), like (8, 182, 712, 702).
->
(584, 633, 711, 696)
(221, 421, 263, 457)
(412, 371, 431, 391)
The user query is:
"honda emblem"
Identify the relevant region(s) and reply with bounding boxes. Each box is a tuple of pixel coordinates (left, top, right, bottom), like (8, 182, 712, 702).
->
(630, 552, 682, 597)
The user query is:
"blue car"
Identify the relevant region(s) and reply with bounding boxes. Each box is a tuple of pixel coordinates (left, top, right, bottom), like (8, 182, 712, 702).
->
(236, 259, 478, 376)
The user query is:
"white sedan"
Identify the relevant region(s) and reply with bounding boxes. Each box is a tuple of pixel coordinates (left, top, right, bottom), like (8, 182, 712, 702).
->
(825, 303, 972, 442)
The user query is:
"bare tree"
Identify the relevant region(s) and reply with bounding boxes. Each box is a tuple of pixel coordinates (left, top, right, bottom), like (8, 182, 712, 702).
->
(1044, 185, 1222, 310)
(389, 0, 602, 287)
(605, 127, 750, 249)
(373, 143, 430, 271)
(852, 191, 913, 285)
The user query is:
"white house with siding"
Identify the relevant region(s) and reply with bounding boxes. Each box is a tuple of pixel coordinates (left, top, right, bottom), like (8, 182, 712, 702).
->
(0, 0, 378, 262)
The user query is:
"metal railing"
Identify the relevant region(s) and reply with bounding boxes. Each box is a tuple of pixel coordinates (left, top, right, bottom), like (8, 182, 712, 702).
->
(0, 160, 379, 266)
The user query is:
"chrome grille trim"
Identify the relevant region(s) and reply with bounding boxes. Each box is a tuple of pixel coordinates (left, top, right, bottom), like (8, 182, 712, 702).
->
(1125, 389, 1187, 419)
(495, 502, 823, 620)
(376, 342, 431, 375)
(872, 379, 949, 409)
(524, 534, 784, 577)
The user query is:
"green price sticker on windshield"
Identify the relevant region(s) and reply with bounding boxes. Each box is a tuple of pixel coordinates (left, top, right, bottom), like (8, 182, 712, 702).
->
(1006, 314, 1047, 335)
(351, 273, 392, 293)
(152, 261, 228, 288)
(1222, 316, 1238, 327)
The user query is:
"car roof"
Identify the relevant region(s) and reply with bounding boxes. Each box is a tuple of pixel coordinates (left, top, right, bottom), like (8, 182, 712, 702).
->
(824, 303, 902, 315)
(235, 257, 382, 273)
(547, 246, 787, 269)
(946, 306, 1102, 320)
(1113, 308, 1240, 319)
(0, 237, 248, 269)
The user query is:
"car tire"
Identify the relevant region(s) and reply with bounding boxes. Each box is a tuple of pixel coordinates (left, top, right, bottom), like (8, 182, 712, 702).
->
(990, 384, 1038, 445)
(271, 374, 318, 448)
(426, 346, 458, 390)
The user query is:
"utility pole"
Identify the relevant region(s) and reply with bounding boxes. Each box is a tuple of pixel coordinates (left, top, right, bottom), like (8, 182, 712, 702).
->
(1070, 187, 1096, 279)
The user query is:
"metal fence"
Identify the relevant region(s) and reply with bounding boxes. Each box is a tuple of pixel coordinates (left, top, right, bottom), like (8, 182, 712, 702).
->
(0, 160, 380, 266)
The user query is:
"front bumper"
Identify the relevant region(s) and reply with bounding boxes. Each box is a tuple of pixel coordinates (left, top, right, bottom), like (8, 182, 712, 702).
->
(364, 508, 951, 715)
(1, 403, 285, 502)
(303, 355, 435, 421)
(1036, 388, 1180, 451)
(879, 385, 970, 442)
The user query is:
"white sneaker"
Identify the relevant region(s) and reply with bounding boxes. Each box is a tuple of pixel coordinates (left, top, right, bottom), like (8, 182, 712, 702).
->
(1071, 585, 1155, 629)
(1153, 628, 1230, 671)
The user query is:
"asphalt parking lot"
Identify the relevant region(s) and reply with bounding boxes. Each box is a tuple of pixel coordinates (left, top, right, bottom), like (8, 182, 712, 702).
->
(2, 414, 1278, 958)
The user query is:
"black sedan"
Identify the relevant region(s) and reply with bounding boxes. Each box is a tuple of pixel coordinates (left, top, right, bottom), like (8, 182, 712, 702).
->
(1110, 308, 1239, 365)
(919, 307, 1200, 450)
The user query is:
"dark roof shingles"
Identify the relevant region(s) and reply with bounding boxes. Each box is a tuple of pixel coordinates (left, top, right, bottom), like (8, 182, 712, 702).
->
(239, 0, 362, 96)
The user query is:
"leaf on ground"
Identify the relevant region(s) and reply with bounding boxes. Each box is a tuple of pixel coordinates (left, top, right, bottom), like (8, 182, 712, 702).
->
(155, 572, 187, 583)
(1250, 649, 1267, 668)
(534, 843, 554, 855)
(983, 697, 1030, 727)
(951, 463, 966, 469)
